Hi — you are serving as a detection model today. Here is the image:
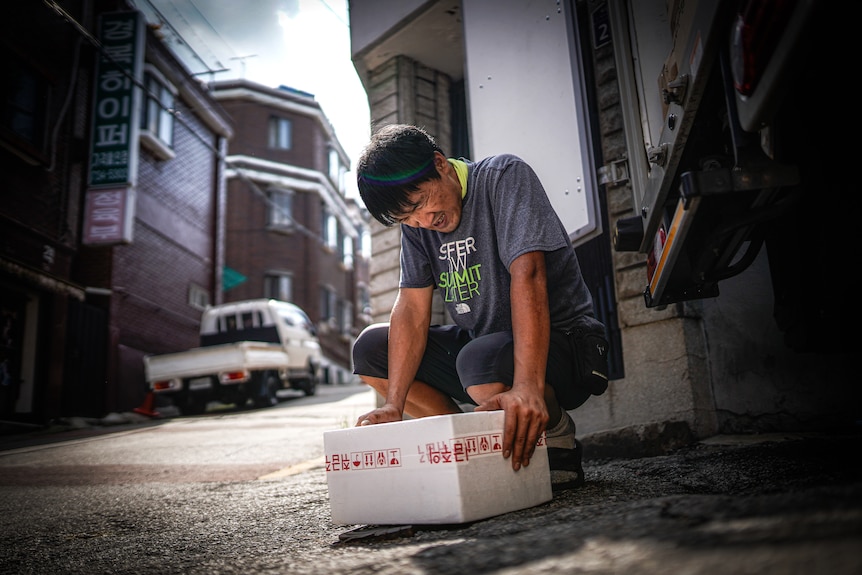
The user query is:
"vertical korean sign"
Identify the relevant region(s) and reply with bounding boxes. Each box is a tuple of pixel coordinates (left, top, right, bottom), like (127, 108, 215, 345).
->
(84, 11, 144, 246)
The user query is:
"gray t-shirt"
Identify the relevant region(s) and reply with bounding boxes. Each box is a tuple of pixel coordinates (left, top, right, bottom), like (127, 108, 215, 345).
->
(399, 154, 601, 337)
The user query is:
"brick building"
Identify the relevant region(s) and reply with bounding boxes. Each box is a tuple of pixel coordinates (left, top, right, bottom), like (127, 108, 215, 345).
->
(1, 1, 370, 425)
(1, 0, 232, 422)
(210, 80, 370, 386)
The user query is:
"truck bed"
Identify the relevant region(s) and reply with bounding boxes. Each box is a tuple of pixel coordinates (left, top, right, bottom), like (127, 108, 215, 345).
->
(143, 341, 290, 383)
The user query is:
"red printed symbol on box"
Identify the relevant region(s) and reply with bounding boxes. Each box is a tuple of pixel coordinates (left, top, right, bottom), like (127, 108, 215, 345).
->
(418, 433, 504, 464)
(325, 453, 352, 471)
(421, 440, 454, 464)
(464, 436, 478, 457)
(332, 448, 401, 471)
(328, 431, 538, 472)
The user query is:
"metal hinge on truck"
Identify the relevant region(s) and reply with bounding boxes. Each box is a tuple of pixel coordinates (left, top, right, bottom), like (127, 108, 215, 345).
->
(598, 158, 629, 187)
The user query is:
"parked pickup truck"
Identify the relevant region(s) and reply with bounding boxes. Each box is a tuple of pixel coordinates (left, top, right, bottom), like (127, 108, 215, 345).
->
(144, 299, 322, 415)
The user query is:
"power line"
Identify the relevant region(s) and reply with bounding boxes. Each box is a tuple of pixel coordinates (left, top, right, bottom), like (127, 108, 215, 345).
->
(186, 0, 237, 65)
(135, 0, 221, 76)
(317, 0, 348, 27)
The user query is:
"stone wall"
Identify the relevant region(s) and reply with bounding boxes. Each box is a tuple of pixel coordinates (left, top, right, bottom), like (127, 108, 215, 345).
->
(364, 56, 453, 328)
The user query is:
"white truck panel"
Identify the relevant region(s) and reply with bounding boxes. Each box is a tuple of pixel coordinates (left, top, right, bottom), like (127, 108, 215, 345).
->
(462, 0, 601, 244)
(143, 341, 290, 383)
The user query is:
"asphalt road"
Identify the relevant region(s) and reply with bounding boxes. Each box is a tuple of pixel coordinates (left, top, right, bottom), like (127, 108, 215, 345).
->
(1, 383, 860, 575)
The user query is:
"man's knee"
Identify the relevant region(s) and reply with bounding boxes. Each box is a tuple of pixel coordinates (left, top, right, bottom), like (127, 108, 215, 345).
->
(465, 381, 509, 404)
(359, 375, 388, 395)
(353, 323, 390, 376)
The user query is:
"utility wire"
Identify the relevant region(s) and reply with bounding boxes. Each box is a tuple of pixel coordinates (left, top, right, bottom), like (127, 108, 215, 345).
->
(317, 0, 348, 27)
(186, 0, 236, 66)
(136, 0, 222, 76)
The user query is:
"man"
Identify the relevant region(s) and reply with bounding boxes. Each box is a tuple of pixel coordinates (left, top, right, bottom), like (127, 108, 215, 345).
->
(353, 124, 608, 488)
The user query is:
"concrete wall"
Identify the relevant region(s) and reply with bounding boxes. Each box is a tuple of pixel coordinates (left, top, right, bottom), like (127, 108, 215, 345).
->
(364, 56, 452, 327)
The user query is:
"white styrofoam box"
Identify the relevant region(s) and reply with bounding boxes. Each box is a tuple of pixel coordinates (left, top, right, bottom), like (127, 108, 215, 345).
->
(324, 411, 552, 525)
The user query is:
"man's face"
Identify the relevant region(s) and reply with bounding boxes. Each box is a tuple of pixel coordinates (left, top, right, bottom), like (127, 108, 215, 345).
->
(393, 152, 463, 233)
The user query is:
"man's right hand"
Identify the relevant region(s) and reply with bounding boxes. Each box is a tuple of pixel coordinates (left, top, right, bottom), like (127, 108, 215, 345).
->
(355, 403, 403, 427)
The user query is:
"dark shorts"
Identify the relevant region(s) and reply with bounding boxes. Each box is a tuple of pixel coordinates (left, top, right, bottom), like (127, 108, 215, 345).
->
(352, 323, 608, 410)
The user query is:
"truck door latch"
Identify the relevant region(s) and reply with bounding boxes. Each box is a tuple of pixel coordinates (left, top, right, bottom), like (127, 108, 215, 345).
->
(647, 143, 669, 167)
(662, 74, 689, 105)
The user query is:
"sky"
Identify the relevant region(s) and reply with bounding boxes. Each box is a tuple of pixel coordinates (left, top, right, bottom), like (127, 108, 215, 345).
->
(141, 0, 371, 200)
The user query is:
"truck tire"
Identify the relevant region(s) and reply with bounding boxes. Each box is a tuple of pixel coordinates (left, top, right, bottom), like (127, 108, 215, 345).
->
(301, 363, 318, 396)
(252, 370, 279, 408)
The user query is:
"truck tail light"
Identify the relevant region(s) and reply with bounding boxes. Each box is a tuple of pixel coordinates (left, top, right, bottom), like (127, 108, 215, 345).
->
(219, 370, 250, 384)
(152, 378, 180, 391)
(646, 226, 667, 285)
(730, 0, 794, 97)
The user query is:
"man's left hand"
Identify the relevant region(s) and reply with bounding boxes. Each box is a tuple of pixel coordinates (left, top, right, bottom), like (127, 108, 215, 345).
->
(475, 387, 548, 471)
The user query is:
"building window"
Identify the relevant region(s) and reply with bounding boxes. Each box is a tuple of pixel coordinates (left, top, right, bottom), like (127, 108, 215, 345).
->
(328, 148, 339, 182)
(328, 147, 345, 192)
(358, 284, 371, 318)
(141, 68, 174, 144)
(341, 234, 353, 270)
(341, 300, 353, 336)
(264, 272, 293, 302)
(328, 216, 338, 250)
(360, 229, 371, 259)
(3, 49, 50, 163)
(140, 66, 175, 160)
(268, 188, 293, 229)
(268, 116, 292, 150)
(320, 285, 336, 326)
(321, 205, 338, 250)
(335, 299, 346, 333)
(188, 284, 209, 310)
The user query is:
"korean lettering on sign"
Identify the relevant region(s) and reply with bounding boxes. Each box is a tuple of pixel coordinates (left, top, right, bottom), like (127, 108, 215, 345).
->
(82, 187, 136, 245)
(88, 11, 144, 188)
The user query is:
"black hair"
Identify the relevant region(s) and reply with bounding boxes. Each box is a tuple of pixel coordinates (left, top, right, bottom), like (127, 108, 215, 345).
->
(356, 124, 445, 227)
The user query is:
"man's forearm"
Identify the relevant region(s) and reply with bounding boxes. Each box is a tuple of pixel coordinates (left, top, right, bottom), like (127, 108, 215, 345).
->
(385, 288, 432, 412)
(510, 252, 550, 393)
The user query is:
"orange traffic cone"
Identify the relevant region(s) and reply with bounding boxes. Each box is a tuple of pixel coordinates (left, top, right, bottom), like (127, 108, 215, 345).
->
(133, 391, 161, 418)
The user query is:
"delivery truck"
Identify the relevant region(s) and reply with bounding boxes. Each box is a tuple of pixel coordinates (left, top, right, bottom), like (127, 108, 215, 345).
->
(608, 0, 847, 351)
(143, 299, 322, 415)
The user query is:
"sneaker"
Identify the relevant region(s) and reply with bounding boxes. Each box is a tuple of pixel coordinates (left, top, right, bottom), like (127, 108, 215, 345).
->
(547, 438, 585, 490)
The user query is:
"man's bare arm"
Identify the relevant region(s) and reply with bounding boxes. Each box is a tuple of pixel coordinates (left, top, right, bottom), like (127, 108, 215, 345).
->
(477, 251, 550, 470)
(356, 286, 433, 425)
